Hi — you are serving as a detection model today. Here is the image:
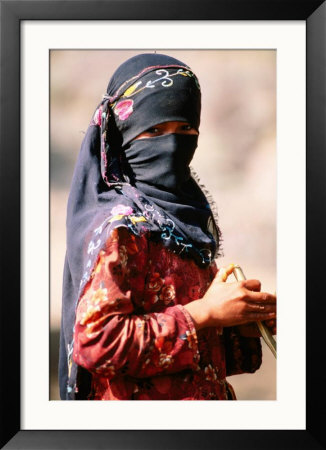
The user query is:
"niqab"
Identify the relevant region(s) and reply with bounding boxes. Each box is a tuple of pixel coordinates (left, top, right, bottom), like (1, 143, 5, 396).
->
(59, 53, 221, 399)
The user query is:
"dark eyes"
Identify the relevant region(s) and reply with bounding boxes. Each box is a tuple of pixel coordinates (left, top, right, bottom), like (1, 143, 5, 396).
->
(134, 122, 198, 141)
(146, 127, 160, 134)
(146, 124, 193, 134)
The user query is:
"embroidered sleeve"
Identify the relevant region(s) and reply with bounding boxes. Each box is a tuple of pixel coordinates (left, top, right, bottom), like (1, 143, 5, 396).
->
(73, 227, 200, 379)
(223, 327, 262, 376)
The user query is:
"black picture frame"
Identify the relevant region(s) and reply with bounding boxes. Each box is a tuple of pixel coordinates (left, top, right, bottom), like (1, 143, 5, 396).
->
(1, 1, 325, 449)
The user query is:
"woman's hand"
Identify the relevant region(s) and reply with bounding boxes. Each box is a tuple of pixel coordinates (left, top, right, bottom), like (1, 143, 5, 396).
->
(184, 264, 276, 331)
(219, 264, 277, 337)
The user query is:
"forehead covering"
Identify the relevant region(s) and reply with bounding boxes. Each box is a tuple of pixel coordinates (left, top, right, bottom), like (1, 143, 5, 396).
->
(105, 53, 201, 146)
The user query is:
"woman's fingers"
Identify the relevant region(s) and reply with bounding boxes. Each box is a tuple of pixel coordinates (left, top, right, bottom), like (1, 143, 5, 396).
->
(242, 284, 276, 322)
(246, 311, 276, 320)
(202, 267, 277, 329)
(245, 302, 276, 313)
(216, 264, 235, 282)
(265, 319, 276, 328)
(242, 279, 261, 292)
(244, 289, 276, 304)
(264, 319, 277, 335)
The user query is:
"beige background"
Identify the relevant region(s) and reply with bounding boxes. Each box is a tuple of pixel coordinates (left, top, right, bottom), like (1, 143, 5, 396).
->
(50, 50, 276, 400)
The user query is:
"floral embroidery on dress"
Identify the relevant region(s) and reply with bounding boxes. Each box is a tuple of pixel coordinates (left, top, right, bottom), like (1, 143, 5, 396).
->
(160, 284, 176, 305)
(204, 364, 218, 381)
(180, 329, 198, 350)
(72, 227, 262, 400)
(118, 245, 128, 267)
(147, 273, 164, 292)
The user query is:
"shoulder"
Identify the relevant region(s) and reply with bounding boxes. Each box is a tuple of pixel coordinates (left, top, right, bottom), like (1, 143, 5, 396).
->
(106, 226, 149, 250)
(99, 226, 149, 268)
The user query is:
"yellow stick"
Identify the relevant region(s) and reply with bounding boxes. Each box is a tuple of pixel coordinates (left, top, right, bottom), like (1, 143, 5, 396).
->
(232, 265, 277, 359)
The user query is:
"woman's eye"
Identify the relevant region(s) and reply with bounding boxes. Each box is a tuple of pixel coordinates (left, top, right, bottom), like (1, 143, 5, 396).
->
(182, 124, 192, 131)
(146, 127, 160, 134)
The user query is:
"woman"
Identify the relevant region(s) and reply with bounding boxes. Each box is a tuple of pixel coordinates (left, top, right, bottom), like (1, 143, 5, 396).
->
(59, 53, 276, 400)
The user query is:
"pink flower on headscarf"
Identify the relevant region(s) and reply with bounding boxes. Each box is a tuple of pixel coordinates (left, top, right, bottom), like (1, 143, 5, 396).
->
(114, 99, 134, 121)
(111, 204, 133, 216)
(92, 107, 102, 126)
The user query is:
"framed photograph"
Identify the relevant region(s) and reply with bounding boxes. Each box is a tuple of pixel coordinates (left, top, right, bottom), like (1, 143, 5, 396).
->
(1, 1, 325, 449)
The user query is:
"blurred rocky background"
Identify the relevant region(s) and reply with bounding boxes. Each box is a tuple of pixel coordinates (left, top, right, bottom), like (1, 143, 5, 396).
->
(50, 50, 276, 400)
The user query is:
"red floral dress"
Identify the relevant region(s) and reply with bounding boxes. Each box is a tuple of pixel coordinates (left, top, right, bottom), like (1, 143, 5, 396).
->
(73, 227, 262, 400)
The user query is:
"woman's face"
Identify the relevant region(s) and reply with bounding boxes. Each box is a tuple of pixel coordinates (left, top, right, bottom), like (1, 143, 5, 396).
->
(133, 121, 198, 140)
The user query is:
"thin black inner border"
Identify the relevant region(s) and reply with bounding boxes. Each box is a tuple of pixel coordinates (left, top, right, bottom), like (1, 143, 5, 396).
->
(0, 1, 325, 449)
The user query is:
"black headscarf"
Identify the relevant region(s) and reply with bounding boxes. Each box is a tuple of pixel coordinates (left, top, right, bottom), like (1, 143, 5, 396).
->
(59, 53, 221, 399)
